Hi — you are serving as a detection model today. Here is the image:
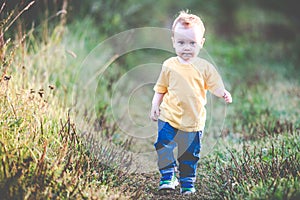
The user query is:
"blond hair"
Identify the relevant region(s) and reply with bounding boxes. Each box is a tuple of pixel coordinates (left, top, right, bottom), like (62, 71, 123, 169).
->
(172, 11, 205, 35)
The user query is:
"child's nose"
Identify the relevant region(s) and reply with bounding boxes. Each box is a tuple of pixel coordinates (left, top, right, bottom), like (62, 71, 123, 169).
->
(183, 44, 191, 50)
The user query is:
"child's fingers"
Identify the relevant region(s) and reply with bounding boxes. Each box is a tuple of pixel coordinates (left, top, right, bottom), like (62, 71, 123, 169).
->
(150, 106, 160, 121)
(225, 95, 232, 103)
(223, 91, 232, 103)
(150, 111, 155, 121)
(155, 107, 160, 116)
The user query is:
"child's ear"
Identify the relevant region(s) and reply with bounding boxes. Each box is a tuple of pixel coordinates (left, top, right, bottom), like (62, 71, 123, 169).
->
(171, 37, 175, 48)
(200, 37, 205, 48)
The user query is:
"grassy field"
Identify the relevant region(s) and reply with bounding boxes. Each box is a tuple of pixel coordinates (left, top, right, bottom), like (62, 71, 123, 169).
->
(1, 3, 300, 199)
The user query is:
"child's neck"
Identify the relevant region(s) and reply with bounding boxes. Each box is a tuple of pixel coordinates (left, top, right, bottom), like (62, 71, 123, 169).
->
(177, 56, 194, 64)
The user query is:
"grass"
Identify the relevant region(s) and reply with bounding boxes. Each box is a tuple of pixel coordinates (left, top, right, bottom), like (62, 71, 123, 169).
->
(0, 3, 138, 199)
(206, 133, 300, 199)
(0, 38, 131, 200)
(1, 2, 300, 199)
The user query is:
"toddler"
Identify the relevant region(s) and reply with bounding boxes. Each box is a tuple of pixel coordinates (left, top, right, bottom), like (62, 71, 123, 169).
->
(150, 11, 232, 195)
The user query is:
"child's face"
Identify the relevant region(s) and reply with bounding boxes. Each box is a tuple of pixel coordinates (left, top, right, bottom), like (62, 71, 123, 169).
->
(172, 24, 205, 62)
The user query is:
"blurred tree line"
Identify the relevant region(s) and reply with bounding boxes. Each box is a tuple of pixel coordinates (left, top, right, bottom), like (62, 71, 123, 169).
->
(1, 0, 299, 63)
(2, 0, 299, 38)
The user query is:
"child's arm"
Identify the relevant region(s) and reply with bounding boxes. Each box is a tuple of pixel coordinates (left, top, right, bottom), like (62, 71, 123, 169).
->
(150, 92, 165, 121)
(213, 88, 232, 103)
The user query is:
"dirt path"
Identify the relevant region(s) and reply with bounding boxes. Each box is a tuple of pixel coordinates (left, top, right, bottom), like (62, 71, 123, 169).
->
(126, 170, 218, 200)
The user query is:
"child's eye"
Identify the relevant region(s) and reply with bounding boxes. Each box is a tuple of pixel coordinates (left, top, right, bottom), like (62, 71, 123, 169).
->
(190, 42, 196, 46)
(178, 41, 184, 45)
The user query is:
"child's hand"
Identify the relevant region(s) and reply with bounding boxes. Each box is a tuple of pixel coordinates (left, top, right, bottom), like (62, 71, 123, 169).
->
(223, 90, 232, 103)
(150, 104, 160, 121)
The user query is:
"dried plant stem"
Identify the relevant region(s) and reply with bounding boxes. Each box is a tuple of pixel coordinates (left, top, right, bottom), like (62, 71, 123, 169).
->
(2, 1, 35, 34)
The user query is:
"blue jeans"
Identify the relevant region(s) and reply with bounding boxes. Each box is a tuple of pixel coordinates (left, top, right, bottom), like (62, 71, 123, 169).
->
(154, 120, 202, 189)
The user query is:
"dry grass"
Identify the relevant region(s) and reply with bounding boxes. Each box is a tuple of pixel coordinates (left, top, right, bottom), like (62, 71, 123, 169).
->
(0, 2, 138, 199)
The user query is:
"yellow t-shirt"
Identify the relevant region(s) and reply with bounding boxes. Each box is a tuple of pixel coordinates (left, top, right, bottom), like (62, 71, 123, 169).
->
(154, 57, 225, 132)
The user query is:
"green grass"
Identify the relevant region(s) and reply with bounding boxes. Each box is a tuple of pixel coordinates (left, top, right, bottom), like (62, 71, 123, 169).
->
(201, 133, 300, 200)
(0, 9, 136, 199)
(1, 67, 116, 198)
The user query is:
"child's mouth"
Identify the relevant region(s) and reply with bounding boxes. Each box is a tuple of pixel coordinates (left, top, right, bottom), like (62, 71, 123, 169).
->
(182, 53, 193, 57)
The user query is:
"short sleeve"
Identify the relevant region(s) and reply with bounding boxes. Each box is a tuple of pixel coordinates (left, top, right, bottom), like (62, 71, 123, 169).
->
(204, 62, 225, 93)
(153, 65, 169, 93)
